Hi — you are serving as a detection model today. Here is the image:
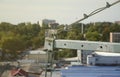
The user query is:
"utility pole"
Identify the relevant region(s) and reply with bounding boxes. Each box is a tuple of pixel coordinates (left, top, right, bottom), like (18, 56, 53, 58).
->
(81, 24, 84, 34)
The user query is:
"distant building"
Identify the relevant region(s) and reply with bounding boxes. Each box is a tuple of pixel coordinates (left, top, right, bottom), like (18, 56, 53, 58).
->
(26, 50, 48, 63)
(115, 21, 120, 25)
(110, 32, 120, 43)
(77, 50, 94, 64)
(40, 19, 56, 27)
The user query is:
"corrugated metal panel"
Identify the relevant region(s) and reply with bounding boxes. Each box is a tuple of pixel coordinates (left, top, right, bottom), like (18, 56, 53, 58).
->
(112, 44, 120, 53)
(61, 66, 120, 77)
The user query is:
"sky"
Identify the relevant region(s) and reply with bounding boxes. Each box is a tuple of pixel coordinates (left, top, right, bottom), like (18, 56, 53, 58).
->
(0, 0, 120, 25)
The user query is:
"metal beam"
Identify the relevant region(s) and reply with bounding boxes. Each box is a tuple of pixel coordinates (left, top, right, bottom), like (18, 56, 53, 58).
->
(44, 38, 120, 53)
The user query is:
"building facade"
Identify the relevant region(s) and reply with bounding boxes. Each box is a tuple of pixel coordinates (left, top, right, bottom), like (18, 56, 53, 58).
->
(40, 19, 56, 27)
(25, 50, 48, 63)
(110, 32, 120, 43)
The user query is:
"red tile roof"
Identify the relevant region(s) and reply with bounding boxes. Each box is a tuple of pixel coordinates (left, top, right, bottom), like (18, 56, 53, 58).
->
(11, 68, 28, 77)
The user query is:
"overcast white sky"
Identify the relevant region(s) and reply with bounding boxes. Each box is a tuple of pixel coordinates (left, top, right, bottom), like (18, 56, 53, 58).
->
(0, 0, 120, 24)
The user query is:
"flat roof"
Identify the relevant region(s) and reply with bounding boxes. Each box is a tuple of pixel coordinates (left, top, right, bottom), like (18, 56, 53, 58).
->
(28, 50, 46, 54)
(94, 52, 120, 56)
(61, 66, 120, 77)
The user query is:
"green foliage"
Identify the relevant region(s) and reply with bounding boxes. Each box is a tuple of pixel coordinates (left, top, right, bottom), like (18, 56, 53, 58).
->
(55, 22, 120, 58)
(0, 22, 43, 60)
(57, 25, 68, 39)
(86, 31, 101, 41)
(55, 49, 77, 59)
(1, 36, 26, 60)
(0, 21, 120, 60)
(85, 22, 120, 42)
(66, 23, 84, 40)
(66, 30, 84, 40)
(31, 30, 45, 49)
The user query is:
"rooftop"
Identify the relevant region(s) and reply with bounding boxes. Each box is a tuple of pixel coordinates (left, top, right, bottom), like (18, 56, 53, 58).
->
(28, 50, 46, 54)
(61, 66, 120, 77)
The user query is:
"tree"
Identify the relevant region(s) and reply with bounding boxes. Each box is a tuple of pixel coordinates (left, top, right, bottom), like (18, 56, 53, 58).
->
(66, 30, 84, 40)
(0, 22, 13, 32)
(56, 49, 77, 59)
(86, 31, 101, 41)
(1, 37, 26, 60)
(31, 37, 42, 49)
(102, 26, 110, 41)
